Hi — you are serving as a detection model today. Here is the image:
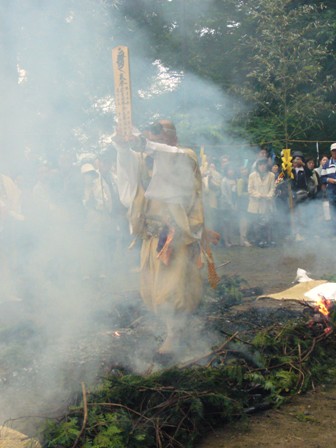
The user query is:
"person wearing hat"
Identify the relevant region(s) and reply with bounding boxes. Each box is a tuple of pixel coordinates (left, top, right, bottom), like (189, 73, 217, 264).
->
(291, 152, 312, 200)
(95, 149, 128, 257)
(113, 120, 207, 356)
(321, 143, 336, 224)
(290, 151, 316, 241)
(81, 162, 113, 279)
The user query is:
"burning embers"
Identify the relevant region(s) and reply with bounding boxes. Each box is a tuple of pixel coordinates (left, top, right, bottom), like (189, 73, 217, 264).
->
(308, 296, 335, 335)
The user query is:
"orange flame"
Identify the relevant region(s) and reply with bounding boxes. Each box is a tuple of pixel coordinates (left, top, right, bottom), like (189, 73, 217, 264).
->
(316, 297, 332, 317)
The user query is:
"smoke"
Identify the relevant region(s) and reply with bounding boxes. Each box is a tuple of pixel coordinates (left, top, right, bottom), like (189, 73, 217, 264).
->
(0, 0, 205, 427)
(0, 0, 307, 433)
(0, 0, 114, 426)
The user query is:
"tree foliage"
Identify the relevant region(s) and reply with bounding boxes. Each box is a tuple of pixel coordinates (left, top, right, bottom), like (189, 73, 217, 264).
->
(232, 0, 336, 148)
(2, 0, 336, 161)
(116, 0, 336, 149)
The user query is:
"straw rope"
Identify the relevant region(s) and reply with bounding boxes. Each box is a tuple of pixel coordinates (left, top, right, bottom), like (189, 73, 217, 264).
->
(0, 426, 41, 448)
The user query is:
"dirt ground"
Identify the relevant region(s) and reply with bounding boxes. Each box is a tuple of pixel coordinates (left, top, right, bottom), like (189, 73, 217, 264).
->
(198, 239, 336, 448)
(199, 384, 336, 448)
(1, 235, 336, 446)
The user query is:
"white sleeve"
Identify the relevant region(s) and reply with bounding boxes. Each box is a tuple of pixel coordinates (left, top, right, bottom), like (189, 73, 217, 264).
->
(116, 146, 141, 209)
(145, 140, 185, 154)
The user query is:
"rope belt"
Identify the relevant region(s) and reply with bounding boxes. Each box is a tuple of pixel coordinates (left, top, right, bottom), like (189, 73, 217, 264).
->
(143, 217, 165, 239)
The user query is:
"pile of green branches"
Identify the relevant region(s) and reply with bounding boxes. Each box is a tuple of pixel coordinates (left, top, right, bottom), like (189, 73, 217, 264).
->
(41, 313, 336, 448)
(204, 274, 245, 306)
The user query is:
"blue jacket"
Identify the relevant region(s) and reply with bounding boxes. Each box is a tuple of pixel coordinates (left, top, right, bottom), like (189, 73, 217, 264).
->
(321, 158, 336, 201)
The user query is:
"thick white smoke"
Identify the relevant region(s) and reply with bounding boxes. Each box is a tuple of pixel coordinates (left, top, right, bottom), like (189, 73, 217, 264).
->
(0, 0, 263, 431)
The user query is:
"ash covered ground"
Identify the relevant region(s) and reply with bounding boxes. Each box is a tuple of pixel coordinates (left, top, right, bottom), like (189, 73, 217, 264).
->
(0, 239, 334, 435)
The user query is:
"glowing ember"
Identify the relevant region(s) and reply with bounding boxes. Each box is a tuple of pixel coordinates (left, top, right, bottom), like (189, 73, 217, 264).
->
(315, 296, 333, 317)
(308, 295, 335, 335)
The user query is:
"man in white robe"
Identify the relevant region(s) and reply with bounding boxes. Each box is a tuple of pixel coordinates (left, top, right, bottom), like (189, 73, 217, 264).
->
(113, 120, 205, 354)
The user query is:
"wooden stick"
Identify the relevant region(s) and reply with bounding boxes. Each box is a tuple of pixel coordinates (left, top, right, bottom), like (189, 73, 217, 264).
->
(216, 261, 231, 269)
(112, 46, 133, 140)
(178, 331, 239, 369)
(72, 382, 88, 448)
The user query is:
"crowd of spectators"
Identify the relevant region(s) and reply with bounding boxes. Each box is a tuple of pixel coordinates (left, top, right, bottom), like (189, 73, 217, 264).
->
(202, 144, 336, 248)
(1, 142, 336, 302)
(0, 148, 130, 302)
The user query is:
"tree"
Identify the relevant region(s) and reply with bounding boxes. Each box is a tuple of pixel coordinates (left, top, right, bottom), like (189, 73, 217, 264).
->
(115, 0, 249, 145)
(231, 0, 336, 149)
(1, 0, 122, 164)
